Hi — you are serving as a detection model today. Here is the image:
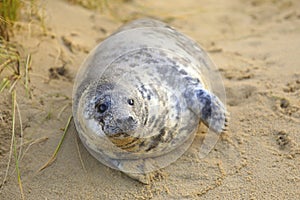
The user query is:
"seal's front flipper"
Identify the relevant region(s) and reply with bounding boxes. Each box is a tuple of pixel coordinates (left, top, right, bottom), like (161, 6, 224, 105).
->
(185, 88, 229, 133)
(125, 171, 164, 184)
(113, 157, 164, 184)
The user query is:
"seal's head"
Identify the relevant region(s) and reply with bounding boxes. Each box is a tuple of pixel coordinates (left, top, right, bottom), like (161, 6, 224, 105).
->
(89, 82, 144, 137)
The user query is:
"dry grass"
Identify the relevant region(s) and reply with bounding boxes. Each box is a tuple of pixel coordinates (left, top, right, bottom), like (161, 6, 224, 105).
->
(0, 0, 20, 40)
(0, 1, 35, 199)
(11, 90, 25, 199)
(0, 38, 31, 199)
(1, 0, 47, 40)
(0, 38, 32, 96)
(0, 0, 20, 21)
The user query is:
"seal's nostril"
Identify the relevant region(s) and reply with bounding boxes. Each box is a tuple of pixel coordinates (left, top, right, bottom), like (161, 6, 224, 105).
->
(99, 119, 104, 124)
(128, 116, 134, 122)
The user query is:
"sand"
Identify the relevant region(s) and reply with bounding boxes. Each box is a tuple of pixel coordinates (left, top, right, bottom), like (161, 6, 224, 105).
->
(0, 0, 299, 199)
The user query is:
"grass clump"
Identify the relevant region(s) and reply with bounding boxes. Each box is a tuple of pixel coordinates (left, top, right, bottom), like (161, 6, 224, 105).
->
(0, 37, 31, 200)
(0, 1, 33, 199)
(0, 38, 31, 96)
(0, 0, 21, 40)
(0, 0, 20, 22)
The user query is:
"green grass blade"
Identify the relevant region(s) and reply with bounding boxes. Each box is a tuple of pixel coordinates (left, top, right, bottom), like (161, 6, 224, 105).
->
(12, 90, 25, 199)
(0, 77, 10, 93)
(39, 115, 73, 171)
(24, 54, 32, 98)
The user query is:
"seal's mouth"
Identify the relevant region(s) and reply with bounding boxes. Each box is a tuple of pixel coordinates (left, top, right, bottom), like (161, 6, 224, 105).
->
(100, 123, 142, 153)
(107, 132, 143, 153)
(99, 117, 138, 136)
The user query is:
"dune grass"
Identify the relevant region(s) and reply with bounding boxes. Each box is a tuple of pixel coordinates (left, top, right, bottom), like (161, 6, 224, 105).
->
(11, 90, 25, 199)
(0, 0, 20, 21)
(0, 0, 22, 86)
(0, 38, 32, 96)
(0, 1, 32, 199)
(0, 0, 21, 40)
(0, 39, 31, 200)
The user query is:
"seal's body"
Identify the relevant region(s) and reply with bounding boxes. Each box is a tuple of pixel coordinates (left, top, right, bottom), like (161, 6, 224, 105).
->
(72, 19, 228, 183)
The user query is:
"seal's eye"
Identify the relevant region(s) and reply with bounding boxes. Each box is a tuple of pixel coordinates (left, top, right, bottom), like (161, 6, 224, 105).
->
(97, 103, 108, 113)
(127, 99, 134, 106)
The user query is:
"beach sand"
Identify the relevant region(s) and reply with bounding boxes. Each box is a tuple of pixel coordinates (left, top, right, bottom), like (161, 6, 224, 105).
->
(0, 0, 299, 199)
